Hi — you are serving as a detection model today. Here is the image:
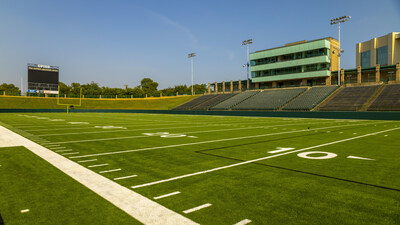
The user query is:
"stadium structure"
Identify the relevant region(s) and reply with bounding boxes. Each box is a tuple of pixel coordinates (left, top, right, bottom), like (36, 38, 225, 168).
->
(1, 33, 400, 225)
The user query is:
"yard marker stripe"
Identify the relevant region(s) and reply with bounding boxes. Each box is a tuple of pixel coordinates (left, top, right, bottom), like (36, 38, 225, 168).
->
(347, 156, 375, 160)
(114, 175, 137, 180)
(99, 168, 121, 173)
(56, 149, 72, 152)
(20, 209, 29, 213)
(183, 203, 212, 214)
(51, 147, 66, 150)
(71, 121, 388, 159)
(131, 126, 400, 189)
(88, 163, 108, 168)
(62, 152, 79, 155)
(234, 219, 252, 225)
(154, 191, 181, 200)
(78, 159, 97, 163)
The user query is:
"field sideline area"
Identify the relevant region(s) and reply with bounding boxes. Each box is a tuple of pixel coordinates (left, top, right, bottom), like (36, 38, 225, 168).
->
(0, 113, 399, 224)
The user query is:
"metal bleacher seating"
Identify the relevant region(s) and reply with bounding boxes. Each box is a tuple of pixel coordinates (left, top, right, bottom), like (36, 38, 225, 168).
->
(368, 84, 400, 111)
(172, 94, 218, 110)
(283, 86, 339, 111)
(191, 93, 237, 110)
(318, 85, 380, 111)
(233, 88, 307, 110)
(211, 91, 260, 110)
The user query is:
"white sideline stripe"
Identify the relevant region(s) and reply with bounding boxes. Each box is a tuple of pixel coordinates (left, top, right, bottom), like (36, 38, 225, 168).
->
(0, 125, 197, 225)
(20, 209, 29, 213)
(131, 127, 400, 189)
(154, 191, 181, 200)
(62, 152, 79, 155)
(88, 163, 109, 168)
(100, 168, 121, 173)
(347, 156, 375, 160)
(56, 149, 72, 152)
(78, 159, 97, 163)
(183, 203, 212, 214)
(71, 121, 387, 159)
(234, 219, 252, 225)
(114, 175, 137, 180)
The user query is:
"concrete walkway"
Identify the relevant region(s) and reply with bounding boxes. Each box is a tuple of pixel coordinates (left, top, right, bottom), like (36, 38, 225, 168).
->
(0, 125, 198, 225)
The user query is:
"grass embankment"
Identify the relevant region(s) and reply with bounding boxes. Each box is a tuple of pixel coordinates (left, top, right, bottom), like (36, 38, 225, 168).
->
(0, 95, 197, 110)
(0, 146, 141, 225)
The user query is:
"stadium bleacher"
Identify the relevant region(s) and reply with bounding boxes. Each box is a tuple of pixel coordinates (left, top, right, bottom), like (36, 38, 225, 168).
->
(172, 94, 217, 110)
(233, 88, 307, 110)
(191, 93, 237, 110)
(367, 84, 400, 111)
(318, 85, 380, 111)
(283, 86, 339, 111)
(211, 91, 260, 110)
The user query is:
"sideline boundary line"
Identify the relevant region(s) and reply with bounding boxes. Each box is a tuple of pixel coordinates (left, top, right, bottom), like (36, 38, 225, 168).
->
(0, 125, 198, 225)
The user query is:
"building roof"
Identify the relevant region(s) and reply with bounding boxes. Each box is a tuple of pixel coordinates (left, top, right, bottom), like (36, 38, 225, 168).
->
(253, 37, 337, 54)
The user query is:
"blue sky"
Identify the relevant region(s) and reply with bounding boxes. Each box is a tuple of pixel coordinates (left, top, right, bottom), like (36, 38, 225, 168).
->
(1, 0, 399, 89)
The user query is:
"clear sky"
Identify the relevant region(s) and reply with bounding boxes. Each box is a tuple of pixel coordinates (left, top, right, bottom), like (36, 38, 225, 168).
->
(1, 0, 399, 89)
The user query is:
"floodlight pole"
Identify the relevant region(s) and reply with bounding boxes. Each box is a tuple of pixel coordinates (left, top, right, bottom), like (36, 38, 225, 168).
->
(331, 16, 350, 86)
(188, 53, 196, 95)
(242, 39, 253, 90)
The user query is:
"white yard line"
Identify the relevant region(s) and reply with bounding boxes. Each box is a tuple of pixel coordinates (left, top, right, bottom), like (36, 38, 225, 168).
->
(51, 147, 66, 150)
(78, 159, 98, 163)
(62, 152, 79, 156)
(114, 175, 137, 180)
(0, 125, 197, 225)
(20, 209, 30, 213)
(99, 168, 121, 174)
(70, 121, 387, 159)
(131, 127, 400, 189)
(183, 203, 212, 214)
(234, 219, 252, 225)
(154, 191, 181, 200)
(88, 163, 109, 168)
(56, 149, 73, 152)
(347, 156, 375, 160)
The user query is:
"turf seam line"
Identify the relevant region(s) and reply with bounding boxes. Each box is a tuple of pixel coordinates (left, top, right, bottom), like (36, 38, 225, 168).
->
(131, 126, 400, 189)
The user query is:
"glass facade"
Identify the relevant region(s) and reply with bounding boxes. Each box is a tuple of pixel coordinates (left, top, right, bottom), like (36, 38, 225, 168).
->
(251, 48, 329, 66)
(361, 50, 371, 68)
(376, 46, 388, 65)
(252, 63, 329, 78)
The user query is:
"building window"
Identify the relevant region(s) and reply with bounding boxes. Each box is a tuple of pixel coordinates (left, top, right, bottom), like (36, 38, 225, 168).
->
(376, 46, 388, 65)
(361, 50, 370, 68)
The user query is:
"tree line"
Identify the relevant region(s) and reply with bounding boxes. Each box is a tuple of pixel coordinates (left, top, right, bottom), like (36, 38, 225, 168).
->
(1, 78, 207, 97)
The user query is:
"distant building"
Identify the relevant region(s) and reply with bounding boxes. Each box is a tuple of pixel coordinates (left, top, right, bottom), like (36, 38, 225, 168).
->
(356, 32, 400, 68)
(249, 38, 339, 88)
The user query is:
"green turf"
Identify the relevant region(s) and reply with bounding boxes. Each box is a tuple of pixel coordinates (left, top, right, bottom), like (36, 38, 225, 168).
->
(0, 95, 197, 110)
(0, 146, 142, 225)
(0, 113, 399, 224)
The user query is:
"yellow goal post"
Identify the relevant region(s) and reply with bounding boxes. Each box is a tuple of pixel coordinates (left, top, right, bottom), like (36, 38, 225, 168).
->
(57, 86, 82, 113)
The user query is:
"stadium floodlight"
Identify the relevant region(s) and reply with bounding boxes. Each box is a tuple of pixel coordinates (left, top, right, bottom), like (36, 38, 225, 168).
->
(242, 39, 253, 89)
(330, 16, 351, 86)
(188, 53, 196, 95)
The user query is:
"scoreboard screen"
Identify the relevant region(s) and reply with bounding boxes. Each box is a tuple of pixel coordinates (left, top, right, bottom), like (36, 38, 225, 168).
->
(27, 64, 59, 93)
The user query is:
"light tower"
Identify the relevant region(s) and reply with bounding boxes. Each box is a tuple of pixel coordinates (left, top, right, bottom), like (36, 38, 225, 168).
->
(188, 53, 196, 95)
(330, 16, 351, 85)
(242, 39, 253, 89)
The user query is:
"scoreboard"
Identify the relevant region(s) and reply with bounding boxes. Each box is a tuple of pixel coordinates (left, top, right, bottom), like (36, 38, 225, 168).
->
(27, 63, 59, 94)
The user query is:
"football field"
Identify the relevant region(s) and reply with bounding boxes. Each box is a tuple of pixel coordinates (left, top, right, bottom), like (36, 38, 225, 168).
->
(0, 113, 399, 224)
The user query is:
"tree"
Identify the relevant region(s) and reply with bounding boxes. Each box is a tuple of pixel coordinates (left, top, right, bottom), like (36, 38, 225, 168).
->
(0, 83, 20, 95)
(141, 78, 159, 97)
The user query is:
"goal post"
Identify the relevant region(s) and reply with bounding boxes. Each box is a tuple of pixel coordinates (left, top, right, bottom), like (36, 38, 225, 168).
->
(57, 86, 82, 113)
